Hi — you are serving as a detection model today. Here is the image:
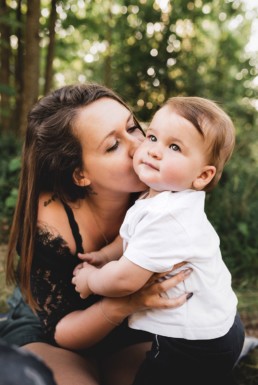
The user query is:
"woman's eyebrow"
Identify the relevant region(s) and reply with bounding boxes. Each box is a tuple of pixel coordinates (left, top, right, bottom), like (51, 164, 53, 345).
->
(98, 112, 133, 149)
(98, 131, 116, 148)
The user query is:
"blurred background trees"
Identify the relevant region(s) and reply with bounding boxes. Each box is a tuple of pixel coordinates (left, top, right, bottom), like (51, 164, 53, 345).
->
(0, 0, 258, 286)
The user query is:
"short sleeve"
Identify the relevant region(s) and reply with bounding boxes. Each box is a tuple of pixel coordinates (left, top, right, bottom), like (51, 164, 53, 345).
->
(123, 209, 192, 273)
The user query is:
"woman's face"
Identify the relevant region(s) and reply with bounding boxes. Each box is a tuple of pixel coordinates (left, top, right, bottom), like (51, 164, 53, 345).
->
(74, 98, 146, 196)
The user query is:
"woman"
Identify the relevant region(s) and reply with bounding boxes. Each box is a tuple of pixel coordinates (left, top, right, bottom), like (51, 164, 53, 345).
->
(5, 83, 192, 385)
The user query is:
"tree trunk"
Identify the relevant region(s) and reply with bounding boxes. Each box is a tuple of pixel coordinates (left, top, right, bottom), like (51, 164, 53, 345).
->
(0, 0, 12, 133)
(19, 0, 41, 136)
(13, 0, 24, 134)
(44, 0, 57, 94)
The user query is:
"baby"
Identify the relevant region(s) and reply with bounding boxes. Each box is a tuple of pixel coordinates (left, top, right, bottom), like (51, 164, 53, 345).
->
(72, 96, 244, 385)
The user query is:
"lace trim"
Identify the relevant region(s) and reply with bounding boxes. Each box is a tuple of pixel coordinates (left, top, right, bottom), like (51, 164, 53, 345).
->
(31, 227, 87, 341)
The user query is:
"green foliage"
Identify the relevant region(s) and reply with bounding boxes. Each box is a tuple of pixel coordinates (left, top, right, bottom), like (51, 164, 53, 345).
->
(206, 127, 258, 286)
(0, 136, 21, 243)
(0, 84, 15, 96)
(46, 0, 258, 123)
(1, 0, 258, 286)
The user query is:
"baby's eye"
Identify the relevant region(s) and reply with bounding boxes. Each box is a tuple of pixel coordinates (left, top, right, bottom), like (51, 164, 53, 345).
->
(107, 141, 119, 152)
(170, 143, 181, 152)
(147, 134, 157, 142)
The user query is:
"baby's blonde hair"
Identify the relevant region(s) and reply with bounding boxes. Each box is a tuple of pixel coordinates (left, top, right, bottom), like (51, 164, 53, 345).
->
(164, 96, 235, 191)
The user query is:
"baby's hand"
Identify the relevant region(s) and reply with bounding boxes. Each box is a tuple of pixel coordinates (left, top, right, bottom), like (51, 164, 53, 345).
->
(78, 250, 110, 267)
(72, 262, 96, 299)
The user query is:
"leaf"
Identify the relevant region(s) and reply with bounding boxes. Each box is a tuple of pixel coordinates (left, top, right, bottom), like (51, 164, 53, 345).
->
(237, 222, 249, 236)
(8, 158, 21, 173)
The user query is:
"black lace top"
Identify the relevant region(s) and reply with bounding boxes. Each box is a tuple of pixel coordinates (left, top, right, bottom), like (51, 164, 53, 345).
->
(30, 202, 100, 343)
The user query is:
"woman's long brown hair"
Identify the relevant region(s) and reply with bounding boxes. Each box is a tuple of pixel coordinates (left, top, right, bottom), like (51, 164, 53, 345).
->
(6, 83, 142, 308)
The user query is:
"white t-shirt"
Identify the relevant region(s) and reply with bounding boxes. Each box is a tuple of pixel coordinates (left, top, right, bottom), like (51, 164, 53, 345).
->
(120, 189, 238, 340)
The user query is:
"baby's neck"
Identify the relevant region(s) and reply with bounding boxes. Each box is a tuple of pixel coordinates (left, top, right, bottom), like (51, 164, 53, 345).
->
(146, 189, 162, 198)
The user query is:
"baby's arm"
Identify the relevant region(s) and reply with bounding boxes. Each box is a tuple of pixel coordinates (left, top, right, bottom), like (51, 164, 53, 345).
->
(72, 256, 153, 298)
(78, 235, 123, 267)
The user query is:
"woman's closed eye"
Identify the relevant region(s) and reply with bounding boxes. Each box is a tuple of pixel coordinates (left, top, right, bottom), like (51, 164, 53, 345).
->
(107, 140, 119, 152)
(127, 125, 141, 134)
(127, 123, 145, 140)
(107, 123, 144, 152)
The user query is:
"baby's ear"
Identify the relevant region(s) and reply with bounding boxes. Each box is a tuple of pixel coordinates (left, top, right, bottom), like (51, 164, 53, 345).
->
(73, 168, 91, 187)
(192, 166, 216, 190)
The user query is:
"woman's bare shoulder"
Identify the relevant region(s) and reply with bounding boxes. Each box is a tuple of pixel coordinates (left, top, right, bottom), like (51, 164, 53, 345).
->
(38, 193, 65, 224)
(38, 193, 76, 253)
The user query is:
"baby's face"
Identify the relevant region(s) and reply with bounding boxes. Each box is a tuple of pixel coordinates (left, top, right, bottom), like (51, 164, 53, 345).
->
(133, 106, 211, 193)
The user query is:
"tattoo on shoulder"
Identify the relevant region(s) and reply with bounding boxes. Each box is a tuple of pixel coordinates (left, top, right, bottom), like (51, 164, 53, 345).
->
(43, 194, 57, 207)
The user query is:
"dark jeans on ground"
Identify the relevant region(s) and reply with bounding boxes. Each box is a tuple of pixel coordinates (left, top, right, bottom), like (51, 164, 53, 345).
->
(0, 340, 57, 385)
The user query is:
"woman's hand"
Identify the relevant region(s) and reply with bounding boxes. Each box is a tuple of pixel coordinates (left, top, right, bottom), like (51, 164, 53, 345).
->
(128, 263, 192, 311)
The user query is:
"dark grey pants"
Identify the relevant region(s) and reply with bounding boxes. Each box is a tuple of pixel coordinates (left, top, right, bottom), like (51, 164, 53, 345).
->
(132, 313, 245, 385)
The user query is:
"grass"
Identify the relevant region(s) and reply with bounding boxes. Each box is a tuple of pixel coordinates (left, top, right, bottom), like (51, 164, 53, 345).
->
(0, 244, 13, 313)
(0, 243, 257, 383)
(235, 289, 258, 384)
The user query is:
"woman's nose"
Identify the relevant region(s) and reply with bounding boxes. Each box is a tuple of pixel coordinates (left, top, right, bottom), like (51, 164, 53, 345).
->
(128, 136, 141, 157)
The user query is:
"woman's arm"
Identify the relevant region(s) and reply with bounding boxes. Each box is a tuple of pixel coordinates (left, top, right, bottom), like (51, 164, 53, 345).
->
(55, 266, 192, 350)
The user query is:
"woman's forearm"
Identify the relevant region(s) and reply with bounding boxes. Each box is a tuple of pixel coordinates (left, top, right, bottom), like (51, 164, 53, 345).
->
(54, 297, 131, 350)
(55, 266, 193, 350)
